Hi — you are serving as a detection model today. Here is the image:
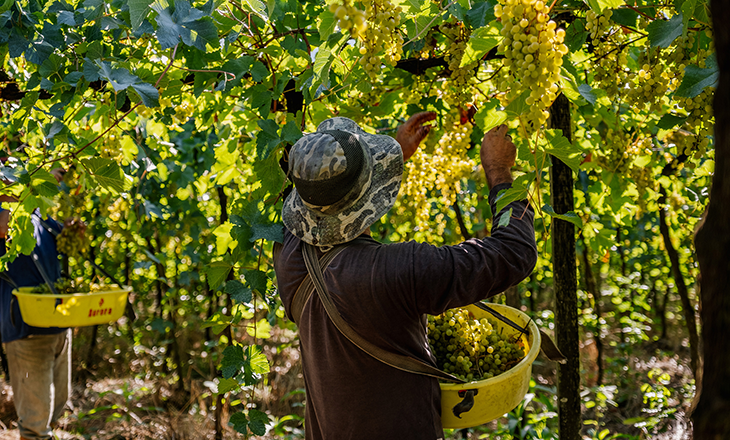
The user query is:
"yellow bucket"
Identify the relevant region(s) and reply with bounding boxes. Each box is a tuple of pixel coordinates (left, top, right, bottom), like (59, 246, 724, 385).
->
(13, 286, 131, 328)
(439, 303, 540, 429)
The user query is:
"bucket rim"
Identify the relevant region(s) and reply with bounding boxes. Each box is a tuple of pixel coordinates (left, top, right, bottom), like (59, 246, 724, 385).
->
(12, 285, 133, 298)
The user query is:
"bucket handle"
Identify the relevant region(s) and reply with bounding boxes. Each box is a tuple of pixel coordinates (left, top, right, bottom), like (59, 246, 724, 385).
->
(453, 389, 479, 419)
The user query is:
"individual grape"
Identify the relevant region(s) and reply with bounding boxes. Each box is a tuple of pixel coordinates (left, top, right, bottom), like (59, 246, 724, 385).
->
(428, 308, 527, 382)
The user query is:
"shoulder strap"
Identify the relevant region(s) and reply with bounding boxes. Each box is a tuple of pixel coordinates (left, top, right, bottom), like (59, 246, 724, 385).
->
(302, 242, 464, 384)
(290, 244, 349, 325)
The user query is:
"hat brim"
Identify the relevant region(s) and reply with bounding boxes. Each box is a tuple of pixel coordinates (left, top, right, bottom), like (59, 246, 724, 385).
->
(282, 117, 403, 246)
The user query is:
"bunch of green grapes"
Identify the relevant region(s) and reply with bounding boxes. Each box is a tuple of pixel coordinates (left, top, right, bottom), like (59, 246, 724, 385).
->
(106, 196, 129, 223)
(428, 309, 527, 382)
(56, 218, 90, 259)
(595, 128, 631, 174)
(402, 112, 475, 228)
(666, 33, 696, 69)
(629, 163, 655, 214)
(586, 11, 629, 100)
(677, 87, 714, 140)
(626, 46, 671, 113)
(327, 0, 367, 38)
(358, 0, 403, 79)
(99, 134, 124, 160)
(174, 100, 195, 125)
(664, 129, 709, 163)
(30, 277, 84, 295)
(52, 168, 85, 221)
(495, 0, 568, 132)
(585, 9, 612, 40)
(439, 23, 476, 108)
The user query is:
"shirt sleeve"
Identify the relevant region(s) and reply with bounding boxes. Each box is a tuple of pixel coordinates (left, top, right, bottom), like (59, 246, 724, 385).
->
(393, 183, 538, 316)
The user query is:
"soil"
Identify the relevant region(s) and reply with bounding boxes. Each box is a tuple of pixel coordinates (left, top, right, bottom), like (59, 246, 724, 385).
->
(0, 320, 695, 440)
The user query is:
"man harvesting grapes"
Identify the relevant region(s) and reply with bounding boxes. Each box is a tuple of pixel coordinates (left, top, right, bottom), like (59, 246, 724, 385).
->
(274, 113, 537, 439)
(0, 168, 73, 440)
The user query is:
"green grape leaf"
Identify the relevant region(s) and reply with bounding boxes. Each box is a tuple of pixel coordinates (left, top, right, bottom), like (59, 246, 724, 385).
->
(647, 14, 683, 48)
(252, 154, 285, 199)
(460, 24, 500, 68)
(408, 5, 442, 41)
(318, 10, 336, 41)
(495, 185, 528, 216)
(565, 19, 587, 52)
(0, 0, 14, 14)
(230, 412, 249, 434)
(205, 260, 233, 290)
(213, 222, 235, 255)
(578, 84, 597, 106)
(474, 99, 507, 132)
(242, 0, 267, 19)
(497, 208, 513, 228)
(674, 62, 719, 98)
(142, 199, 163, 218)
(79, 157, 126, 192)
(544, 130, 582, 173)
(151, 0, 218, 51)
(504, 90, 529, 117)
(656, 114, 687, 129)
(217, 377, 240, 394)
(221, 344, 245, 379)
(131, 83, 160, 107)
(251, 221, 284, 243)
(30, 169, 59, 198)
(313, 45, 334, 82)
(244, 269, 268, 295)
(542, 205, 583, 229)
(245, 345, 270, 375)
(247, 409, 270, 436)
(129, 0, 153, 30)
(280, 120, 302, 144)
(250, 61, 269, 83)
(465, 0, 495, 29)
(679, 0, 698, 31)
(609, 8, 638, 28)
(587, 0, 623, 13)
(226, 280, 253, 304)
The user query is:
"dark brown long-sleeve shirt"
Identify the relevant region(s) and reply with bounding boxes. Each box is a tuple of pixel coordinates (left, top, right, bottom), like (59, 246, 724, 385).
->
(274, 183, 537, 439)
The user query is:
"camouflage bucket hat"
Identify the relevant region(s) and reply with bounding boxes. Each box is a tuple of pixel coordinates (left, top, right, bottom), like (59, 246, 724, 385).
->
(282, 117, 403, 246)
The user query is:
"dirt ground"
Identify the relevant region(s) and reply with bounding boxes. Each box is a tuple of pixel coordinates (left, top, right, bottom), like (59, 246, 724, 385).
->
(0, 326, 695, 440)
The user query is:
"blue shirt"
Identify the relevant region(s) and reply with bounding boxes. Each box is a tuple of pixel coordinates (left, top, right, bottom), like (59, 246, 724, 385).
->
(0, 210, 65, 343)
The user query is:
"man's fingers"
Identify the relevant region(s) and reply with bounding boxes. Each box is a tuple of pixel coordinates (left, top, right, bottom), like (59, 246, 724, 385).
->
(496, 124, 508, 137)
(409, 111, 437, 127)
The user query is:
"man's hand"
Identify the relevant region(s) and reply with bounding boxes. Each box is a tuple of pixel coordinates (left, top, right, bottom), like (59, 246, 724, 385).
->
(395, 111, 436, 161)
(480, 124, 516, 189)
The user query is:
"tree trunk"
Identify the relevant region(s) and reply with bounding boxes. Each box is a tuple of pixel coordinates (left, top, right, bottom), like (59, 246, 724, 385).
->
(549, 93, 581, 440)
(692, 1, 730, 437)
(659, 283, 668, 341)
(85, 325, 98, 370)
(581, 241, 603, 386)
(615, 227, 630, 343)
(504, 285, 520, 310)
(659, 188, 700, 378)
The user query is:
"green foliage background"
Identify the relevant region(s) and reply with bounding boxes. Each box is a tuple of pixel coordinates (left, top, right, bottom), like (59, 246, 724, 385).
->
(0, 0, 714, 436)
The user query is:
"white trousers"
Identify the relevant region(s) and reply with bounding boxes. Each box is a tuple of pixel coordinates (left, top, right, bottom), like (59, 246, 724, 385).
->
(4, 329, 71, 440)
